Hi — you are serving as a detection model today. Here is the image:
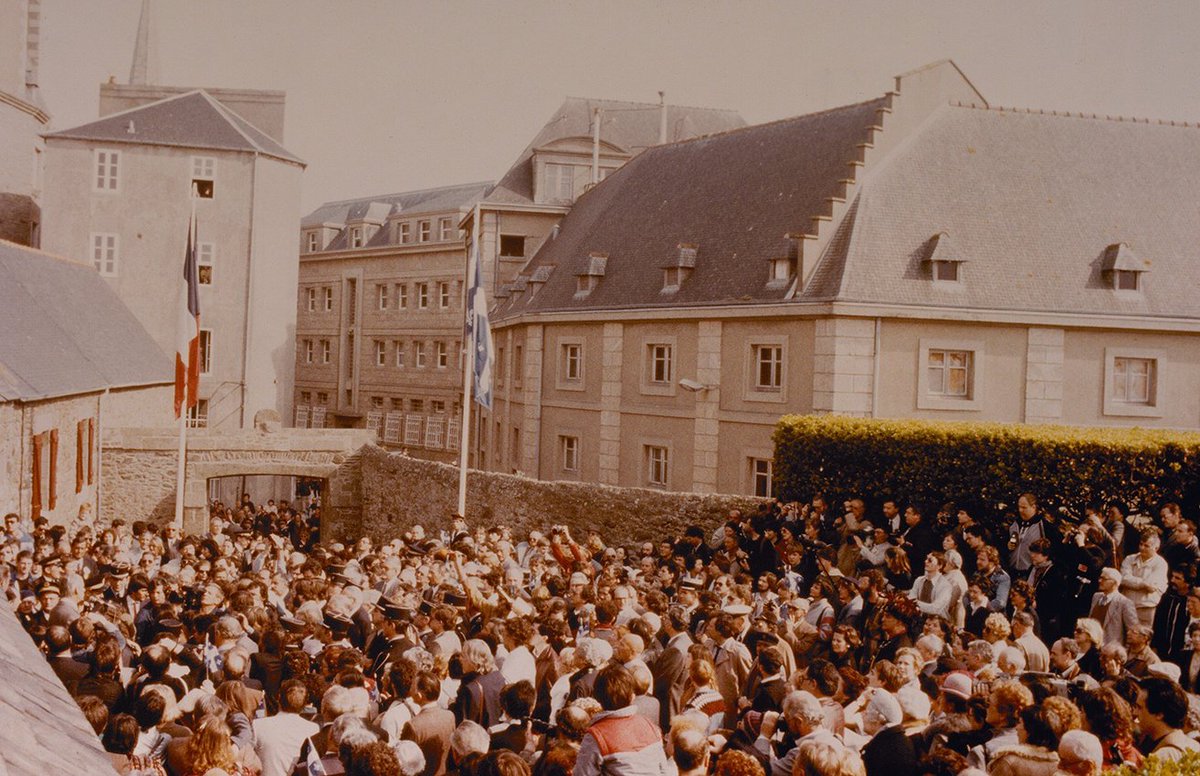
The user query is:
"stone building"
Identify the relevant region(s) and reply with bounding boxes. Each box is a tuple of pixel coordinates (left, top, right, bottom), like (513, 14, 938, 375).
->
(482, 60, 1200, 496)
(0, 0, 50, 246)
(40, 89, 306, 431)
(0, 239, 172, 524)
(295, 98, 744, 461)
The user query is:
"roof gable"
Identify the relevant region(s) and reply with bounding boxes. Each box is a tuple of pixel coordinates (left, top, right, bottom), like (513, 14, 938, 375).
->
(46, 90, 304, 165)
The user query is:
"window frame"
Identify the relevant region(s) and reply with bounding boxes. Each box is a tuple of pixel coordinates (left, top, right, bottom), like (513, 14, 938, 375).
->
(435, 341, 448, 369)
(374, 339, 386, 367)
(190, 155, 216, 199)
(745, 336, 788, 403)
(748, 456, 774, 498)
(556, 339, 585, 391)
(303, 339, 314, 364)
(197, 242, 214, 285)
(439, 217, 454, 241)
(306, 232, 319, 253)
(415, 341, 426, 368)
(916, 338, 984, 411)
(198, 329, 213, 375)
(91, 232, 119, 276)
(439, 281, 450, 309)
(417, 283, 429, 309)
(306, 287, 316, 312)
(377, 283, 389, 310)
(322, 287, 333, 312)
(560, 435, 580, 474)
(644, 443, 671, 489)
(394, 340, 405, 368)
(418, 220, 431, 242)
(397, 284, 408, 309)
(641, 339, 677, 396)
(93, 149, 120, 192)
(1103, 347, 1164, 418)
(321, 339, 331, 364)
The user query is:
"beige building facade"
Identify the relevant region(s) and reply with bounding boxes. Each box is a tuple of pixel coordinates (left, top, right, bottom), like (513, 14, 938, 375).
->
(0, 0, 49, 246)
(482, 61, 1200, 497)
(41, 89, 305, 431)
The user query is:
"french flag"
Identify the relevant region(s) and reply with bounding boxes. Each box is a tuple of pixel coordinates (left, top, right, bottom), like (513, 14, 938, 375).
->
(175, 210, 201, 418)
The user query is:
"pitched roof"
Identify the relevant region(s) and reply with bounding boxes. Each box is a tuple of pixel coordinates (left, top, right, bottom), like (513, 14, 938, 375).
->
(302, 181, 493, 251)
(45, 90, 304, 165)
(494, 98, 886, 316)
(0, 240, 172, 402)
(484, 97, 746, 206)
(0, 604, 118, 774)
(809, 104, 1200, 318)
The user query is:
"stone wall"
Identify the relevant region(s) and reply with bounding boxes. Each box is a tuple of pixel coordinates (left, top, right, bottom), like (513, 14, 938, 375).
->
(358, 446, 763, 545)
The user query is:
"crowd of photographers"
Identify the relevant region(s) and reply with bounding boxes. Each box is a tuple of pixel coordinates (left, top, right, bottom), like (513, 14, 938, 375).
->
(8, 490, 1200, 776)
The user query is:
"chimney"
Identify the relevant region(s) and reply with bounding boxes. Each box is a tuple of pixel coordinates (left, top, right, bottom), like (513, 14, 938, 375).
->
(658, 91, 667, 144)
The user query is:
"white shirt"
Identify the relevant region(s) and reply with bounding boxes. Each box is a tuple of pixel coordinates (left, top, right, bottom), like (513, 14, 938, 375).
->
(376, 697, 418, 743)
(1120, 552, 1169, 610)
(499, 644, 537, 687)
(253, 711, 320, 776)
(908, 573, 955, 620)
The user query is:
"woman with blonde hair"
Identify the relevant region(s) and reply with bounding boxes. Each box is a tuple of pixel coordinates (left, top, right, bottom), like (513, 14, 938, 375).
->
(680, 657, 725, 733)
(795, 740, 865, 776)
(180, 717, 254, 776)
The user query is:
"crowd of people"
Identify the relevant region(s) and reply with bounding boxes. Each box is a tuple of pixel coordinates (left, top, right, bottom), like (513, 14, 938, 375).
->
(9, 490, 1200, 776)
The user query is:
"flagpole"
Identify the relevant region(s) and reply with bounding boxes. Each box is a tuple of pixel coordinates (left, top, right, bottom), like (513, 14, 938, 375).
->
(174, 195, 197, 529)
(456, 203, 479, 517)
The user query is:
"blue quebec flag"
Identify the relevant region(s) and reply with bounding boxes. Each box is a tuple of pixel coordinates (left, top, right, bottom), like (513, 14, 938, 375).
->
(465, 232, 494, 410)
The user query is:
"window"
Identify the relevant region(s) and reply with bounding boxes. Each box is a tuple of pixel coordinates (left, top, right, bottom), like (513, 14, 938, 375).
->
(646, 445, 669, 487)
(398, 222, 411, 243)
(514, 345, 523, 388)
(1113, 270, 1140, 291)
(374, 340, 386, 366)
(350, 227, 363, 248)
(390, 397, 404, 410)
(377, 284, 389, 310)
(927, 349, 972, 398)
(436, 341, 448, 369)
(544, 163, 577, 202)
(497, 347, 506, 386)
(300, 391, 312, 404)
(394, 341, 405, 367)
(91, 233, 118, 275)
(1103, 348, 1163, 418)
(191, 156, 215, 198)
(933, 261, 960, 283)
(917, 339, 983, 410)
(303, 339, 314, 363)
(197, 242, 214, 285)
(306, 288, 316, 312)
(186, 399, 209, 428)
(415, 341, 426, 368)
(198, 329, 212, 374)
(417, 283, 429, 309)
(316, 392, 329, 405)
(499, 234, 526, 259)
(410, 399, 424, 413)
(418, 220, 431, 242)
(754, 345, 783, 391)
(306, 232, 319, 253)
(561, 436, 579, 472)
(1113, 357, 1152, 404)
(439, 281, 450, 309)
(397, 284, 408, 309)
(648, 344, 672, 384)
(75, 420, 87, 493)
(750, 458, 773, 498)
(322, 287, 333, 311)
(431, 400, 446, 413)
(321, 339, 331, 363)
(94, 149, 119, 191)
(770, 258, 794, 282)
(559, 342, 582, 387)
(439, 217, 453, 241)
(371, 396, 384, 410)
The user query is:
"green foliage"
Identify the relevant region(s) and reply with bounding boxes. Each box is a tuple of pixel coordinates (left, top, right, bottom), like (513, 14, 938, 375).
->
(773, 416, 1200, 526)
(1109, 751, 1200, 776)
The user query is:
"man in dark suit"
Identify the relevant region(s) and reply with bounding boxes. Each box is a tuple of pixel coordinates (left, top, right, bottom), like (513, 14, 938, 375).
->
(750, 646, 788, 713)
(652, 606, 693, 728)
(403, 671, 456, 776)
(897, 505, 935, 571)
(862, 690, 917, 776)
(1153, 569, 1194, 663)
(45, 625, 88, 694)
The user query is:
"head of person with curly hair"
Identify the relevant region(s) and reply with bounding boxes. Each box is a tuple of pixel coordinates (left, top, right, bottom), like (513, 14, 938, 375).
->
(795, 740, 865, 776)
(1078, 687, 1134, 744)
(713, 749, 765, 776)
(986, 680, 1034, 729)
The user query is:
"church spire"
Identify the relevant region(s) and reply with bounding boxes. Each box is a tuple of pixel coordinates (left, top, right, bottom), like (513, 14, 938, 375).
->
(129, 0, 151, 85)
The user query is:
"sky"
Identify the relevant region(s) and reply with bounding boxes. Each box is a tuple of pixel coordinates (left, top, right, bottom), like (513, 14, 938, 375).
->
(37, 0, 1200, 213)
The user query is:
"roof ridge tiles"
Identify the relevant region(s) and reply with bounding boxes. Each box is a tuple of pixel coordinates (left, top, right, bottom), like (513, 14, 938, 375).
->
(314, 181, 495, 208)
(949, 101, 1199, 128)
(562, 95, 742, 114)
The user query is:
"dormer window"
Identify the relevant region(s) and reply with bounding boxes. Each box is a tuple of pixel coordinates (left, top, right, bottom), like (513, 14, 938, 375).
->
(350, 227, 363, 248)
(769, 257, 795, 283)
(306, 232, 319, 253)
(661, 243, 697, 294)
(575, 253, 607, 298)
(1102, 243, 1148, 294)
(577, 275, 600, 295)
(923, 231, 964, 286)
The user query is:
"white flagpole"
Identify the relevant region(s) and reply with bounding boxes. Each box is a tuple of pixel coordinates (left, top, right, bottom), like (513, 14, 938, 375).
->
(456, 203, 480, 517)
(174, 195, 197, 529)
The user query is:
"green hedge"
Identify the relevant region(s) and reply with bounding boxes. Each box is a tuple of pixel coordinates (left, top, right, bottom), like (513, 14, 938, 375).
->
(1111, 751, 1200, 776)
(773, 416, 1200, 525)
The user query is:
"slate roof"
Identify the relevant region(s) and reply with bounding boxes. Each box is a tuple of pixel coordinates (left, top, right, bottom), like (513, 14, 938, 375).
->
(484, 97, 746, 206)
(45, 90, 304, 165)
(0, 603, 118, 774)
(807, 104, 1200, 318)
(302, 181, 493, 251)
(0, 240, 172, 402)
(494, 98, 886, 316)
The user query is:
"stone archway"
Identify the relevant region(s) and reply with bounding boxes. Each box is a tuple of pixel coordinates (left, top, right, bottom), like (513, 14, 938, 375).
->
(101, 422, 376, 536)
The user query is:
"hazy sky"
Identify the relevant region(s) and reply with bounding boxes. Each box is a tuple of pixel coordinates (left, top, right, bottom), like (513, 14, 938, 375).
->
(38, 1, 1200, 213)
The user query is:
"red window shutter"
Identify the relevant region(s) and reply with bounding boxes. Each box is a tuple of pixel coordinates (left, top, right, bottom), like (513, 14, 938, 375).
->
(31, 432, 43, 519)
(76, 420, 85, 493)
(88, 418, 95, 485)
(49, 429, 58, 511)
